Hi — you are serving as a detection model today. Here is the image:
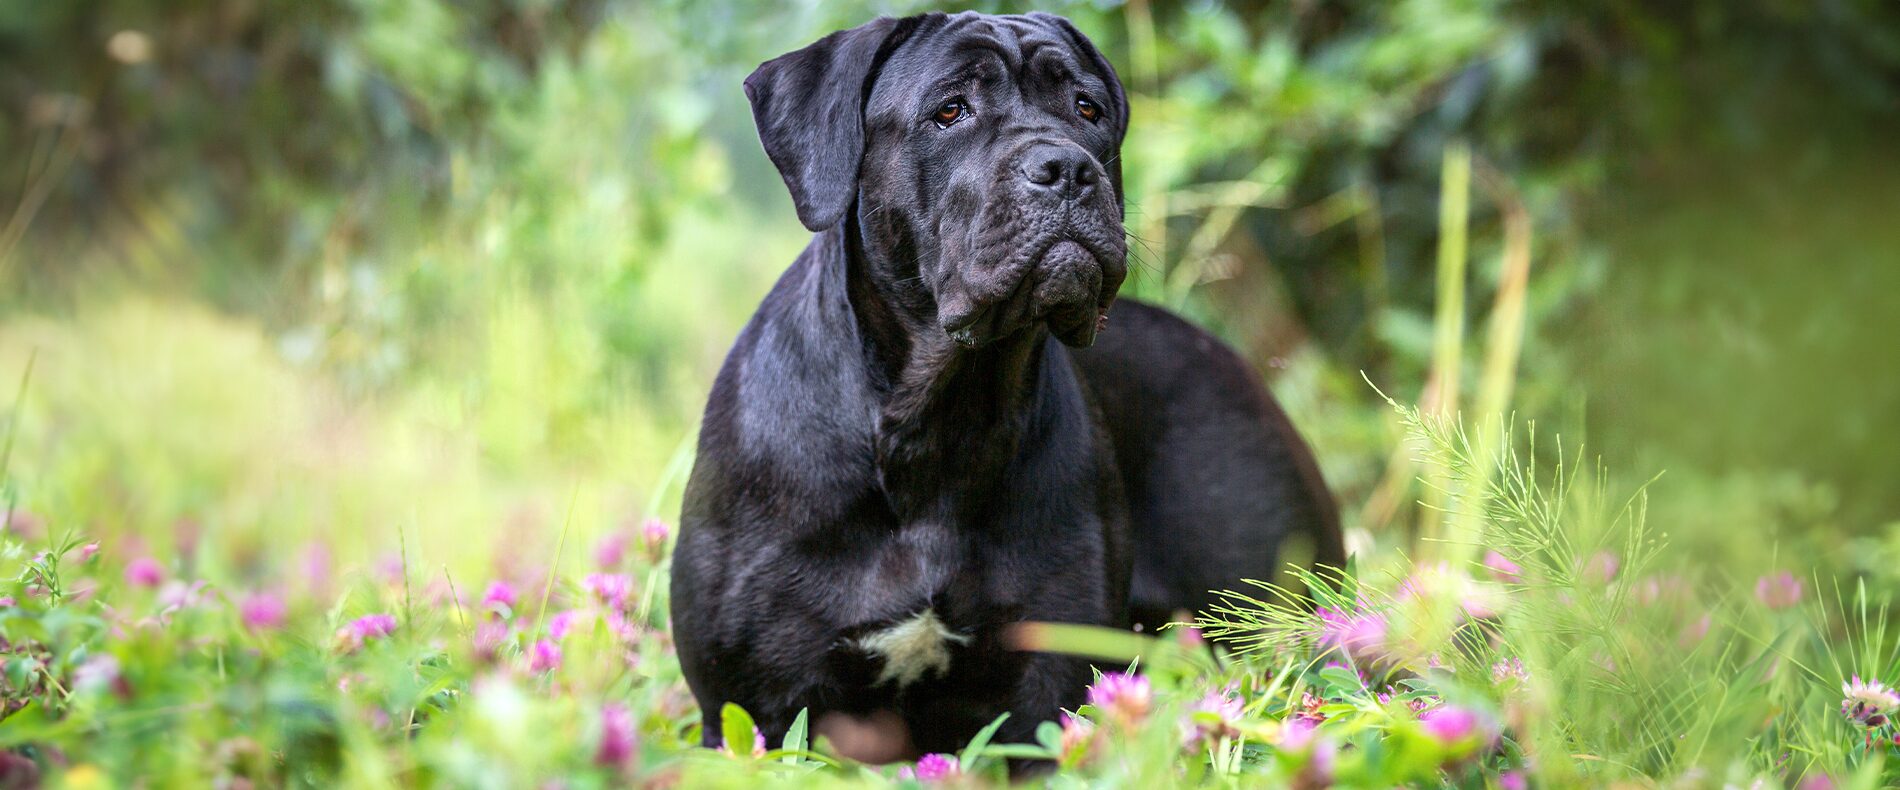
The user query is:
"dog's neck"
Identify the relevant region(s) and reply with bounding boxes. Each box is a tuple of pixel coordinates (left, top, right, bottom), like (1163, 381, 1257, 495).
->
(835, 219, 1057, 519)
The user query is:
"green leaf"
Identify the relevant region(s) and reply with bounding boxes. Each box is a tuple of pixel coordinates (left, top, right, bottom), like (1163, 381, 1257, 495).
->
(1035, 720, 1063, 752)
(1318, 665, 1366, 693)
(781, 708, 809, 763)
(958, 712, 1010, 770)
(721, 702, 757, 759)
(974, 744, 1056, 760)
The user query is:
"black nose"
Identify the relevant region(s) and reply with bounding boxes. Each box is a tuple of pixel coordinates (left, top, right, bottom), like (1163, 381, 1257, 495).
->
(1021, 145, 1099, 200)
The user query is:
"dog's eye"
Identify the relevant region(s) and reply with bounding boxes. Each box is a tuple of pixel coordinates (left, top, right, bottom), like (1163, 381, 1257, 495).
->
(1075, 96, 1102, 123)
(933, 99, 968, 128)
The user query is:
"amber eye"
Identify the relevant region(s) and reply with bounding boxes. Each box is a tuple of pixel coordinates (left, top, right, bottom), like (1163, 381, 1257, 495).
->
(933, 99, 967, 127)
(1075, 96, 1102, 122)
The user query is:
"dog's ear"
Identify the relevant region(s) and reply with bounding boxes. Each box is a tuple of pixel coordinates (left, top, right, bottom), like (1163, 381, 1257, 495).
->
(1032, 13, 1130, 204)
(745, 17, 921, 232)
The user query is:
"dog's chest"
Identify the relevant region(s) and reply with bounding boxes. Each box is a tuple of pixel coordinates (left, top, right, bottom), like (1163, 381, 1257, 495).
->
(824, 525, 1020, 690)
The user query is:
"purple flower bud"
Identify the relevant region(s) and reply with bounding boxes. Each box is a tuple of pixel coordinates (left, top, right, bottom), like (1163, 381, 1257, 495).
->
(1755, 571, 1803, 610)
(481, 580, 518, 614)
(1583, 551, 1619, 584)
(595, 703, 637, 766)
(338, 613, 398, 650)
(595, 530, 632, 570)
(124, 557, 164, 588)
(898, 753, 960, 782)
(240, 592, 287, 631)
(473, 620, 510, 663)
(583, 573, 635, 612)
(642, 518, 671, 560)
(1087, 672, 1152, 724)
(1058, 712, 1095, 760)
(548, 609, 582, 641)
(1419, 705, 1494, 748)
(528, 639, 562, 673)
(1482, 550, 1522, 583)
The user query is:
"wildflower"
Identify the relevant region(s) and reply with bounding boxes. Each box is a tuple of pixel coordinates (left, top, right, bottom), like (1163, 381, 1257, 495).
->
(1491, 658, 1530, 687)
(1402, 562, 1501, 618)
(595, 530, 632, 570)
(1294, 691, 1328, 725)
(473, 620, 510, 662)
(2, 509, 42, 539)
(1278, 718, 1335, 789)
(299, 542, 333, 595)
(0, 751, 39, 788)
(604, 611, 642, 643)
(1181, 690, 1244, 748)
(1087, 672, 1152, 725)
(595, 703, 638, 767)
(528, 639, 563, 673)
(583, 573, 635, 611)
(375, 553, 405, 586)
(481, 580, 518, 615)
(1317, 604, 1389, 664)
(1583, 551, 1619, 584)
(157, 579, 210, 614)
(72, 542, 101, 563)
(124, 557, 164, 588)
(0, 597, 13, 607)
(240, 592, 287, 631)
(1678, 614, 1711, 648)
(1420, 705, 1497, 754)
(1499, 770, 1528, 790)
(642, 517, 671, 561)
(548, 609, 583, 640)
(898, 753, 960, 782)
(1058, 712, 1096, 761)
(1840, 676, 1900, 728)
(1636, 574, 1691, 606)
(1376, 687, 1436, 714)
(1756, 571, 1803, 610)
(1482, 550, 1522, 583)
(1420, 706, 1480, 743)
(338, 613, 398, 651)
(72, 654, 122, 695)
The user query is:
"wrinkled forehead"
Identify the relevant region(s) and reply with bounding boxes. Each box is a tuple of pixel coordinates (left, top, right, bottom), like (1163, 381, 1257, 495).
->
(867, 13, 1107, 113)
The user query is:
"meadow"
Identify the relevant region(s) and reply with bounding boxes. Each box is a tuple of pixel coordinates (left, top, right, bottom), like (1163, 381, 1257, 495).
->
(3, 0, 1899, 786)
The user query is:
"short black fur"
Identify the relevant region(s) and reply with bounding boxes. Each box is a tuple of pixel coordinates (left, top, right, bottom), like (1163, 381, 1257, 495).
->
(672, 11, 1343, 758)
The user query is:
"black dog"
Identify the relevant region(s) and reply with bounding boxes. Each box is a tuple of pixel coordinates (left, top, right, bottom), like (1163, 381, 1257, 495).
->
(671, 11, 1343, 757)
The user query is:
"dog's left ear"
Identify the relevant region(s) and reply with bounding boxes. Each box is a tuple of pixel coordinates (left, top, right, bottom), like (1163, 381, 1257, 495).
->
(745, 17, 923, 232)
(1031, 13, 1130, 203)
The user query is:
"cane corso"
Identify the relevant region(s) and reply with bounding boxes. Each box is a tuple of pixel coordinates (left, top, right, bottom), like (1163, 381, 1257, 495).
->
(671, 11, 1343, 757)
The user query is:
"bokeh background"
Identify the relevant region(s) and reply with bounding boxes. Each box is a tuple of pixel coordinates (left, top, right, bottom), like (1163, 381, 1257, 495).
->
(3, 0, 1898, 592)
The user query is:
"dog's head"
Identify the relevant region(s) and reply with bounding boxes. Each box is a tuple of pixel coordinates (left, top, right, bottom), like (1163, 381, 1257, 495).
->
(746, 12, 1128, 349)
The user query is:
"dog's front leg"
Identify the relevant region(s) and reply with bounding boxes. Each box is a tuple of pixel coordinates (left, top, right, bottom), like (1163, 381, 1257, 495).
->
(998, 651, 1093, 763)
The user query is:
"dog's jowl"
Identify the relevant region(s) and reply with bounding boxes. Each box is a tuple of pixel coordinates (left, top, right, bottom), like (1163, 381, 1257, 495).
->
(671, 11, 1344, 760)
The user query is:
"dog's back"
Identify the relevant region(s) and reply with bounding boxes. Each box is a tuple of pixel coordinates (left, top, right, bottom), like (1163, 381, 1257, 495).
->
(1071, 300, 1344, 629)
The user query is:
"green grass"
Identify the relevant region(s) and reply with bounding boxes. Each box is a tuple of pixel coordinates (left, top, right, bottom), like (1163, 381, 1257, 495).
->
(2, 341, 1895, 786)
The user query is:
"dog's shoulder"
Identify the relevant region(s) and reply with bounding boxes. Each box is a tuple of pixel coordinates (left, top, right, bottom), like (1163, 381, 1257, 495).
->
(693, 231, 880, 505)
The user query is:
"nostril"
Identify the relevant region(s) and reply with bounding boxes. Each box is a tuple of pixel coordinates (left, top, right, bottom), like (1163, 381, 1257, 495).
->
(1026, 157, 1062, 186)
(1075, 164, 1098, 186)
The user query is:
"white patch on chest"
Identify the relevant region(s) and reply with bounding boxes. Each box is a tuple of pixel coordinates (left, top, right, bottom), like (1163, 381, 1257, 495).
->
(855, 608, 971, 688)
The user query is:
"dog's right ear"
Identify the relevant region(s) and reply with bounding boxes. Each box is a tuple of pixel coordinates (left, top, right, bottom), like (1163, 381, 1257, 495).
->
(745, 17, 921, 232)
